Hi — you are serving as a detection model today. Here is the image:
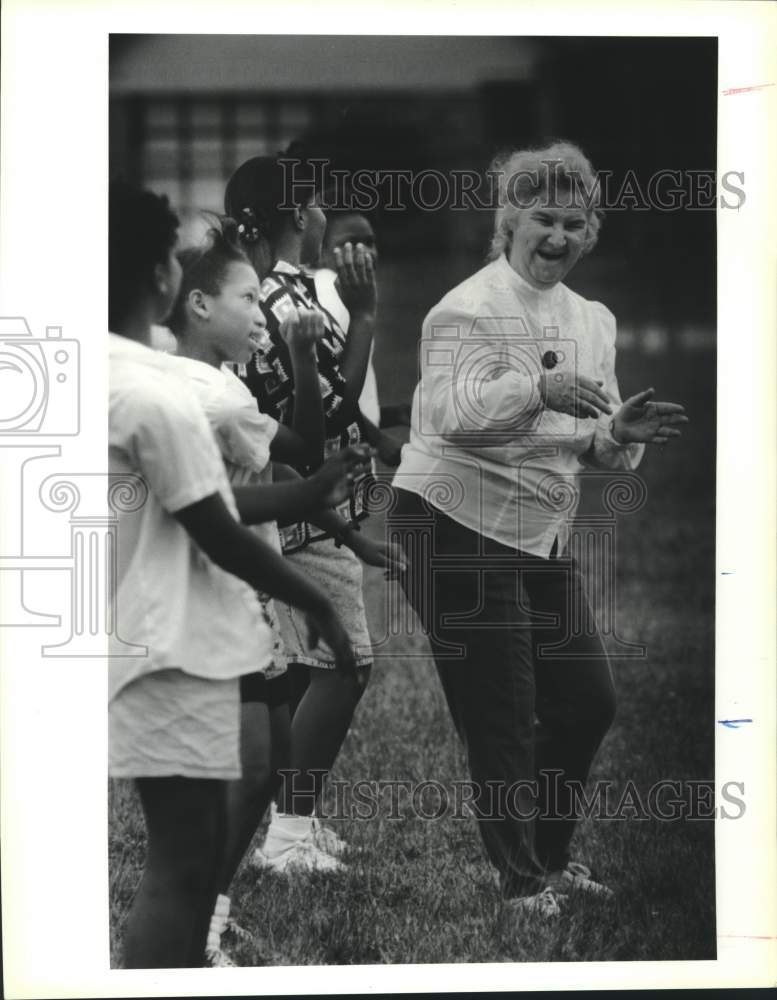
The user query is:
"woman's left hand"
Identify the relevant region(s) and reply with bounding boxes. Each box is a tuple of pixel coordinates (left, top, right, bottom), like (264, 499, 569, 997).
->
(612, 388, 689, 445)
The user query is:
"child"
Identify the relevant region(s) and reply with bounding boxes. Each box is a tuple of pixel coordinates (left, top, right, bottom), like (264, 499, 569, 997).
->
(166, 219, 404, 959)
(310, 205, 412, 449)
(224, 154, 380, 866)
(108, 181, 359, 967)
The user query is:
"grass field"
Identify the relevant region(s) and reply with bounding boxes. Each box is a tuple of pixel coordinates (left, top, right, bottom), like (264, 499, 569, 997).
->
(109, 258, 717, 966)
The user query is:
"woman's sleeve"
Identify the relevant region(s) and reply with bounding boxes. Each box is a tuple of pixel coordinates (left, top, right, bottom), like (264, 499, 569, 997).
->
(584, 303, 645, 471)
(416, 302, 544, 446)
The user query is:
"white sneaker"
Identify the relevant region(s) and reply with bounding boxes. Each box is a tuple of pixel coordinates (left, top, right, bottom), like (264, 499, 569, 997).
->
(252, 835, 346, 874)
(507, 887, 563, 918)
(549, 865, 614, 899)
(223, 917, 254, 943)
(311, 817, 350, 857)
(205, 946, 236, 967)
(204, 893, 234, 966)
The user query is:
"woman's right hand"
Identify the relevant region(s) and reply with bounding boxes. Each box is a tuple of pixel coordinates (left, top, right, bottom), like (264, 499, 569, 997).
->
(311, 444, 375, 507)
(279, 306, 324, 361)
(304, 602, 357, 676)
(540, 371, 613, 419)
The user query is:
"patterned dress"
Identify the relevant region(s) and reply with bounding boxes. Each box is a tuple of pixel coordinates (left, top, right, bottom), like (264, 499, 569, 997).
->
(239, 259, 370, 553)
(238, 259, 374, 669)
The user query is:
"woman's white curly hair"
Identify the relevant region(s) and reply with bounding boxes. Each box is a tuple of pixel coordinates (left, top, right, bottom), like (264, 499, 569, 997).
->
(487, 140, 603, 261)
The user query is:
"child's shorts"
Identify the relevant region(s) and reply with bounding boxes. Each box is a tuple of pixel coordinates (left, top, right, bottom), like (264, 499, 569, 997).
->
(256, 595, 288, 682)
(239, 670, 289, 707)
(109, 669, 241, 780)
(278, 537, 373, 670)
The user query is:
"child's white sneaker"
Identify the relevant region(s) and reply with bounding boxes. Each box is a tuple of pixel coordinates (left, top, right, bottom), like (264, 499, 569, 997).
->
(548, 865, 614, 899)
(205, 894, 238, 966)
(252, 836, 345, 874)
(259, 809, 347, 872)
(205, 946, 236, 967)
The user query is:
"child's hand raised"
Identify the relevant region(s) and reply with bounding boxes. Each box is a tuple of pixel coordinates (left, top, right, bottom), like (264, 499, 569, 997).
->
(311, 444, 375, 508)
(279, 306, 324, 359)
(333, 242, 377, 318)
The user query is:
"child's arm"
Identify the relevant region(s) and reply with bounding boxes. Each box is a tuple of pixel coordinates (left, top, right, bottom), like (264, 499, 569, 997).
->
(273, 463, 407, 574)
(379, 403, 412, 429)
(232, 444, 373, 526)
(268, 423, 318, 470)
(279, 308, 326, 469)
(175, 494, 356, 675)
(120, 380, 355, 674)
(360, 414, 403, 468)
(331, 242, 378, 411)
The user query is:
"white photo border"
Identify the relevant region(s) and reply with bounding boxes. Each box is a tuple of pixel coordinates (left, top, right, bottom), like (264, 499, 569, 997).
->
(1, 0, 775, 995)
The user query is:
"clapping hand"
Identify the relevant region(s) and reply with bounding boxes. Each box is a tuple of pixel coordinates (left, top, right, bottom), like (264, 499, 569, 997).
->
(333, 242, 377, 317)
(279, 306, 325, 359)
(611, 388, 689, 445)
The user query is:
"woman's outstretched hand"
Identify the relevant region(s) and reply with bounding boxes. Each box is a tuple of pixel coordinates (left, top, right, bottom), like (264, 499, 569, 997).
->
(612, 388, 689, 445)
(334, 242, 377, 318)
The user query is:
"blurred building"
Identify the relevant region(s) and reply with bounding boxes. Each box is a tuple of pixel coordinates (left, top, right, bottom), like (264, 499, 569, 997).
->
(110, 36, 542, 233)
(110, 35, 716, 384)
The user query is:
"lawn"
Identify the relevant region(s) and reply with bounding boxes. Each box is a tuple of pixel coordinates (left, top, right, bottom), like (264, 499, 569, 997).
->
(109, 230, 717, 965)
(109, 344, 716, 966)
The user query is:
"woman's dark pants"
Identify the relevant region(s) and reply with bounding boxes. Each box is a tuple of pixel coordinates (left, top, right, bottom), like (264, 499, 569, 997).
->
(388, 488, 616, 898)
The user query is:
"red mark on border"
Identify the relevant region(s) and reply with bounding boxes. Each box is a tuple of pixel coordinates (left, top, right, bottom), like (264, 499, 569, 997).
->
(718, 934, 777, 940)
(722, 83, 774, 96)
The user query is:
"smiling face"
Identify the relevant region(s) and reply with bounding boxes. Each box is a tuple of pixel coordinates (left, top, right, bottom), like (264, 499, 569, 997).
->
(506, 203, 590, 289)
(207, 261, 266, 365)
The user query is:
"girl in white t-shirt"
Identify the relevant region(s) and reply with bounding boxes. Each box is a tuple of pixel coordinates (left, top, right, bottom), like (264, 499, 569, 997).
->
(167, 219, 405, 963)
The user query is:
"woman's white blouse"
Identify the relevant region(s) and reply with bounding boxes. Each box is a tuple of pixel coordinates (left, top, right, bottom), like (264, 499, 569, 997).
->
(394, 255, 644, 557)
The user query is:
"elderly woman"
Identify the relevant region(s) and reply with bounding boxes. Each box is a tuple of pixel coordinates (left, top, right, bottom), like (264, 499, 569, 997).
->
(390, 142, 687, 917)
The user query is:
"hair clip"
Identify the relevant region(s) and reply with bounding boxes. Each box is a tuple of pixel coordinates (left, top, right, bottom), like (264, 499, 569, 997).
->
(237, 207, 261, 244)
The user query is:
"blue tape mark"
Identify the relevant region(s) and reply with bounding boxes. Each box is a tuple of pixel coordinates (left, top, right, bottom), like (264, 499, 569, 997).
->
(718, 718, 753, 729)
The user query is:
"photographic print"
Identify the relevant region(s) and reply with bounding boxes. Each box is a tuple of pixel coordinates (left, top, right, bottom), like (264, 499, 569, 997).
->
(108, 31, 717, 966)
(2, 2, 776, 996)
